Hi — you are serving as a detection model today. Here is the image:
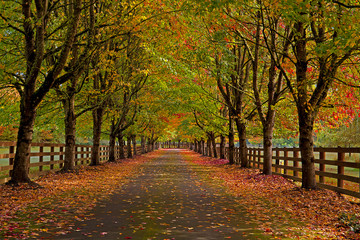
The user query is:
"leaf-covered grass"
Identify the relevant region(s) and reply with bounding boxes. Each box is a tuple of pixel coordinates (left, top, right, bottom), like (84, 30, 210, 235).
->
(184, 150, 360, 239)
(0, 153, 150, 239)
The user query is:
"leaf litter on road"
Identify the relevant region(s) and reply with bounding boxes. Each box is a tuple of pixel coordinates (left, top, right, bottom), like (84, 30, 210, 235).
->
(0, 153, 150, 239)
(183, 150, 360, 239)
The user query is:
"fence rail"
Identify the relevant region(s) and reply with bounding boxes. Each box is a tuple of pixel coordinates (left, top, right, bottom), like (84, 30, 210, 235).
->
(242, 147, 360, 199)
(0, 142, 142, 184)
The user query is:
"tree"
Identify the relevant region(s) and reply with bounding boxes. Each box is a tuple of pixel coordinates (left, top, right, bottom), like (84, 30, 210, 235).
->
(0, 0, 84, 184)
(240, 3, 291, 175)
(55, 1, 98, 171)
(268, 0, 360, 188)
(105, 33, 149, 162)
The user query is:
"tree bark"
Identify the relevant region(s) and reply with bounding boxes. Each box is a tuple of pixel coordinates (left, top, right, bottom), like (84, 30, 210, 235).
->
(91, 107, 103, 166)
(141, 136, 146, 154)
(132, 135, 137, 156)
(220, 135, 225, 159)
(211, 133, 218, 158)
(9, 106, 36, 183)
(295, 21, 316, 189)
(262, 117, 275, 175)
(127, 136, 133, 158)
(298, 108, 317, 189)
(235, 121, 248, 167)
(62, 95, 76, 171)
(118, 133, 125, 159)
(228, 116, 235, 165)
(207, 138, 212, 157)
(147, 138, 151, 152)
(108, 132, 116, 162)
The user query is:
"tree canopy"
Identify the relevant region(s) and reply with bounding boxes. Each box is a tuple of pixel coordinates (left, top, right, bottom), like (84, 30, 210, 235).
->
(0, 0, 360, 188)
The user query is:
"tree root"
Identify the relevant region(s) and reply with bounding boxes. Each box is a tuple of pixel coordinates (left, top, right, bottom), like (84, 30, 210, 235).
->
(5, 179, 43, 189)
(57, 168, 78, 174)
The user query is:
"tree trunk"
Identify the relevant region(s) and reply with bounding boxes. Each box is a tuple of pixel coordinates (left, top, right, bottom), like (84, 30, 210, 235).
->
(9, 0, 83, 185)
(235, 120, 248, 167)
(9, 106, 36, 183)
(299, 110, 317, 189)
(207, 138, 212, 157)
(295, 20, 316, 189)
(141, 136, 146, 154)
(211, 133, 218, 158)
(132, 135, 137, 156)
(91, 107, 104, 166)
(147, 138, 151, 152)
(118, 133, 125, 159)
(228, 116, 235, 165)
(108, 133, 116, 162)
(262, 117, 275, 175)
(62, 96, 76, 171)
(220, 135, 225, 159)
(127, 136, 133, 158)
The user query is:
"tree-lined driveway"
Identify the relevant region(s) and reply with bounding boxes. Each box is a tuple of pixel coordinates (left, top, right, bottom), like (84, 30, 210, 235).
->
(54, 149, 275, 239)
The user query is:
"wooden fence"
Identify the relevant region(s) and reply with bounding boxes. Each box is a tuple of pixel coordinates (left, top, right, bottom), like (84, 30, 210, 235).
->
(0, 142, 142, 184)
(162, 141, 189, 149)
(226, 147, 360, 199)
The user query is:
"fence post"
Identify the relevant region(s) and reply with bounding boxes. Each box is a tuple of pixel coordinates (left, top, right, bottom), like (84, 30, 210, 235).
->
(275, 149, 280, 173)
(257, 149, 261, 169)
(253, 149, 256, 168)
(248, 149, 252, 168)
(252, 149, 255, 168)
(81, 146, 84, 165)
(319, 150, 325, 184)
(293, 149, 299, 177)
(116, 146, 119, 160)
(87, 146, 91, 164)
(50, 146, 54, 170)
(235, 148, 238, 164)
(338, 147, 345, 188)
(284, 149, 288, 175)
(9, 145, 15, 177)
(74, 146, 78, 166)
(59, 146, 64, 168)
(39, 146, 43, 172)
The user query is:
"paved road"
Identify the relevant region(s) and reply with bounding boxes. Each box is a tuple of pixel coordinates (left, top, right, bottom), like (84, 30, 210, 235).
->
(52, 149, 272, 239)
